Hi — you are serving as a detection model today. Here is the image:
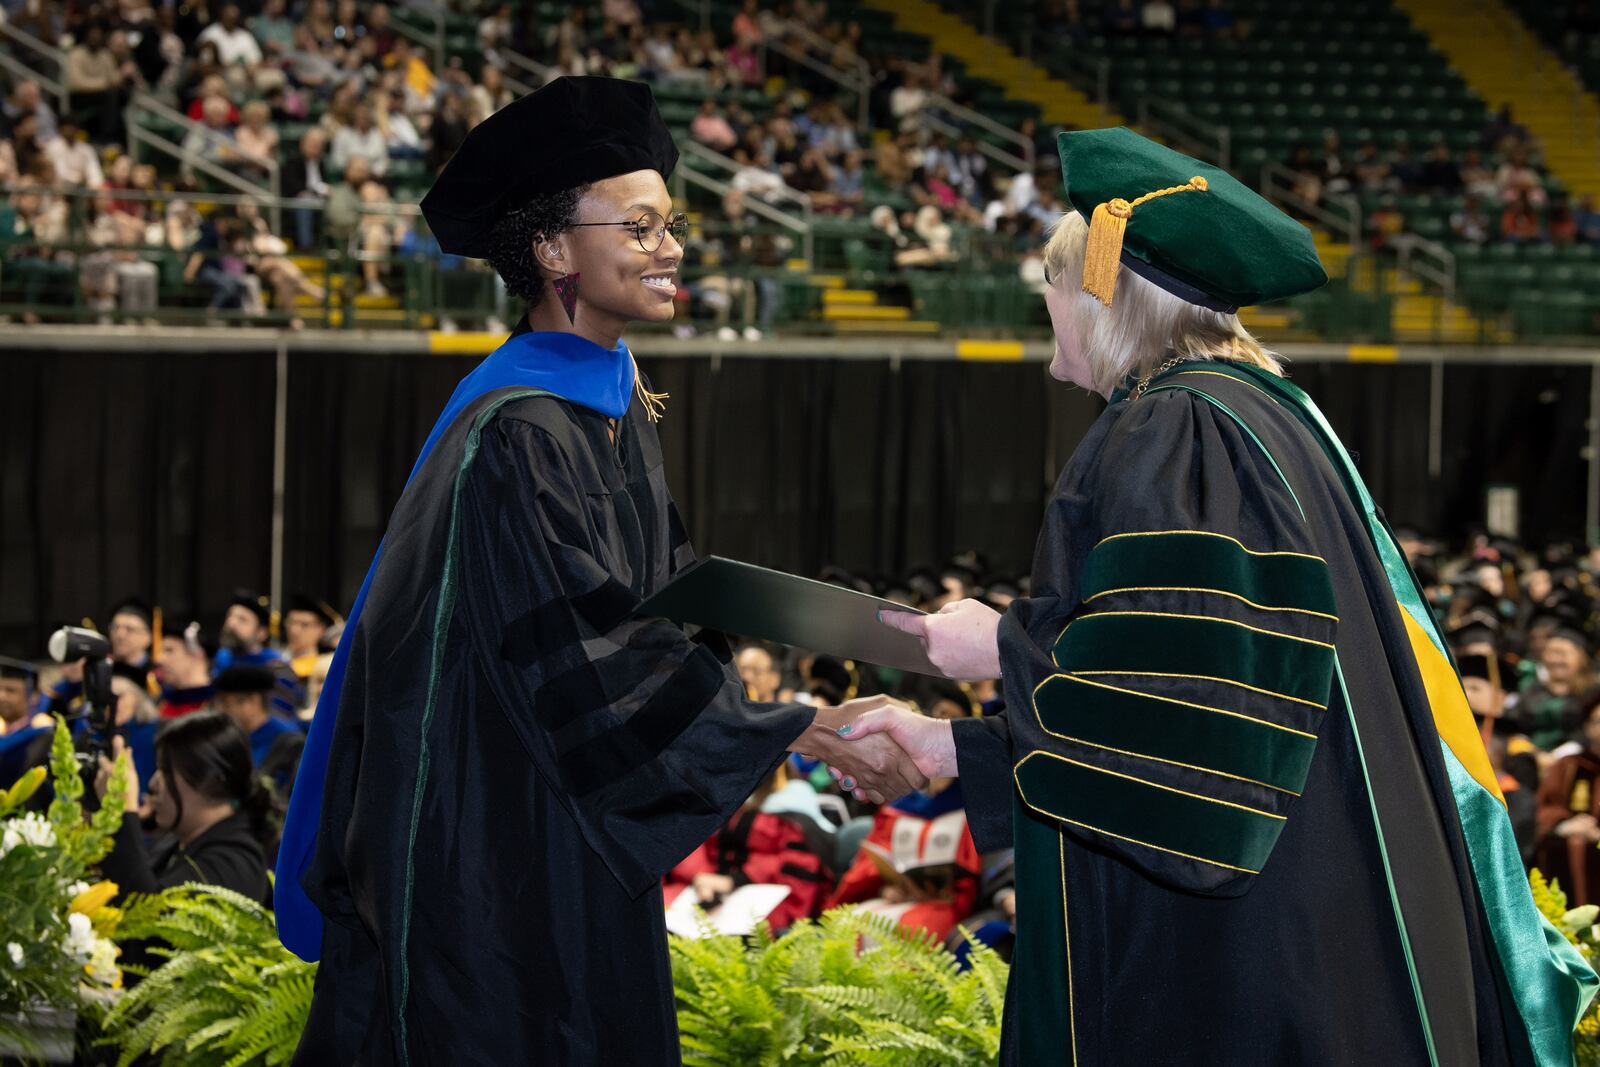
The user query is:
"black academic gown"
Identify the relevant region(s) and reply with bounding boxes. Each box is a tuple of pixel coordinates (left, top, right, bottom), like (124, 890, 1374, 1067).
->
(953, 361, 1583, 1066)
(293, 384, 814, 1064)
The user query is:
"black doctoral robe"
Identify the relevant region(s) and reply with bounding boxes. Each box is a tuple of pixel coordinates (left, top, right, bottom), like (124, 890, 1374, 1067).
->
(952, 360, 1594, 1066)
(292, 378, 815, 1065)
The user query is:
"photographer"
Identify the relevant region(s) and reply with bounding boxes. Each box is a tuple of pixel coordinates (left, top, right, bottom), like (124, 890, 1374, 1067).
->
(94, 710, 274, 906)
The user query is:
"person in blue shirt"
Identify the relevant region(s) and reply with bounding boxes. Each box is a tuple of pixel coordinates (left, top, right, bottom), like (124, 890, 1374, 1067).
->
(214, 665, 297, 768)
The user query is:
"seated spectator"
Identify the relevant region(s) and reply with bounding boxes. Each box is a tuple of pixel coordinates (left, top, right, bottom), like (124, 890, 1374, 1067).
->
(875, 128, 918, 187)
(478, 3, 514, 63)
(664, 765, 834, 934)
(183, 214, 253, 313)
(230, 101, 280, 181)
(828, 150, 866, 214)
(1318, 129, 1351, 195)
(1499, 191, 1543, 245)
(1353, 140, 1392, 192)
(353, 178, 406, 297)
(214, 666, 300, 767)
(287, 23, 341, 91)
(1460, 147, 1497, 199)
(65, 22, 126, 143)
(1367, 196, 1404, 249)
(949, 135, 991, 205)
(1418, 142, 1462, 194)
(2, 80, 58, 144)
(690, 98, 738, 153)
(470, 64, 515, 126)
(387, 39, 436, 108)
(251, 0, 296, 54)
(81, 195, 159, 322)
(330, 100, 389, 177)
(94, 712, 274, 906)
(1287, 144, 1323, 206)
(1533, 694, 1600, 905)
(376, 90, 423, 159)
(9, 176, 73, 323)
(732, 0, 764, 43)
(199, 3, 264, 70)
(1450, 194, 1492, 244)
(1496, 145, 1547, 209)
(425, 92, 470, 174)
(155, 622, 215, 719)
(725, 31, 761, 87)
(1510, 625, 1596, 750)
(235, 200, 326, 327)
(45, 118, 104, 189)
(180, 94, 238, 179)
(825, 773, 979, 940)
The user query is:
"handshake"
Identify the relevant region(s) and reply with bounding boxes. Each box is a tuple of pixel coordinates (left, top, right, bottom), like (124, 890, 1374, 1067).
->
(783, 597, 1003, 802)
(789, 695, 959, 803)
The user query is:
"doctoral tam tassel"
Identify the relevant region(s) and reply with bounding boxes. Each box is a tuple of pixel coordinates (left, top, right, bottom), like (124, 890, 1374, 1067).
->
(1081, 198, 1132, 306)
(635, 378, 669, 422)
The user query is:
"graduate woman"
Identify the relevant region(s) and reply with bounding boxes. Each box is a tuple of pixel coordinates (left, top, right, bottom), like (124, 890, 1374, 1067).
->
(848, 128, 1598, 1064)
(276, 77, 922, 1065)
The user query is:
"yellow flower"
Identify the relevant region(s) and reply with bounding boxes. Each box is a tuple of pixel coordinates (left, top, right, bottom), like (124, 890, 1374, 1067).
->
(2, 765, 46, 809)
(70, 881, 118, 916)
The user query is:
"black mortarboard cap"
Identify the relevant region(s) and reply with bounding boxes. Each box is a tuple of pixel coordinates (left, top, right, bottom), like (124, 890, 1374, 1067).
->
(286, 594, 339, 629)
(214, 665, 279, 695)
(110, 597, 153, 627)
(230, 589, 271, 630)
(420, 76, 679, 258)
(0, 655, 37, 683)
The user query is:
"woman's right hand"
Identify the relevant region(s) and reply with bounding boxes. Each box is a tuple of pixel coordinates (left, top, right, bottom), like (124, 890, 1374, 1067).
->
(837, 703, 958, 781)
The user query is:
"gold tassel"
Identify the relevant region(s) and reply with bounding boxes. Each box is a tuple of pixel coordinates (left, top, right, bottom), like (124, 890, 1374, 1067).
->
(1082, 198, 1132, 305)
(1081, 176, 1210, 307)
(635, 377, 669, 423)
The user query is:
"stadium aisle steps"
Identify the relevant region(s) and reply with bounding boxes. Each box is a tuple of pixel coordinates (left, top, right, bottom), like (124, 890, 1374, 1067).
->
(857, 0, 1119, 129)
(1394, 0, 1600, 197)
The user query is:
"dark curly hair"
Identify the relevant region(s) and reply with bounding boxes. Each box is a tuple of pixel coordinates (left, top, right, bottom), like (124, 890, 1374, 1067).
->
(484, 184, 591, 309)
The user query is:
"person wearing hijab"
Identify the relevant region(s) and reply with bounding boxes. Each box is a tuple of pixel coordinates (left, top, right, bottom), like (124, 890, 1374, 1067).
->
(277, 76, 921, 1065)
(844, 128, 1597, 1064)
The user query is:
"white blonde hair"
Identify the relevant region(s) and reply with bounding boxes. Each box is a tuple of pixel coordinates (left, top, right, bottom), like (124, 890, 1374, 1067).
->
(1041, 211, 1283, 395)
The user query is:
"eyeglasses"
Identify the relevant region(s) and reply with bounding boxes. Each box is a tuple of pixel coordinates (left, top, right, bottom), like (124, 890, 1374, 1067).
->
(570, 211, 688, 253)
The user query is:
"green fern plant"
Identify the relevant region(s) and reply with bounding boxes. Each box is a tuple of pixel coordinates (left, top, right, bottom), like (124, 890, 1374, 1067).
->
(97, 884, 314, 1067)
(671, 907, 1007, 1066)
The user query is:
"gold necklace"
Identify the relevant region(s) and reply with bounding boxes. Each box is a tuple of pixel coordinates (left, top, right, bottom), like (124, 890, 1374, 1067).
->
(1128, 354, 1190, 402)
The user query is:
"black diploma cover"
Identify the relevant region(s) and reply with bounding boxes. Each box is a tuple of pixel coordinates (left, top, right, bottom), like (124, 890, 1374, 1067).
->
(638, 556, 939, 676)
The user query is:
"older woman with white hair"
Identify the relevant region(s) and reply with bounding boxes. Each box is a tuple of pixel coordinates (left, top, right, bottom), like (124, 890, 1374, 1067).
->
(846, 127, 1595, 1065)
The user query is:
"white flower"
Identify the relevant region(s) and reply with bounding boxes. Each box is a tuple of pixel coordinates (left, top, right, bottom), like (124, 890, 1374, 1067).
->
(65, 880, 90, 899)
(61, 912, 95, 963)
(77, 936, 122, 1006)
(6, 942, 22, 966)
(0, 812, 56, 857)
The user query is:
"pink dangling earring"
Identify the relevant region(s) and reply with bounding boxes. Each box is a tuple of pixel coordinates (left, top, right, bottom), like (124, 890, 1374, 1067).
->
(553, 272, 580, 325)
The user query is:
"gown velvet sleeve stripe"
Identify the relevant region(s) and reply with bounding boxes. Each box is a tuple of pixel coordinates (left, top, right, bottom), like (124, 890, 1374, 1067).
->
(1008, 389, 1338, 896)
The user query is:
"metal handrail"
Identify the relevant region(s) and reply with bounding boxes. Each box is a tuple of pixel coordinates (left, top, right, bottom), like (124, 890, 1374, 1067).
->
(679, 139, 817, 216)
(1, 180, 424, 218)
(1259, 159, 1362, 248)
(759, 35, 871, 132)
(0, 50, 67, 119)
(126, 91, 282, 229)
(1046, 48, 1114, 127)
(0, 21, 69, 114)
(914, 91, 1033, 174)
(1393, 234, 1458, 307)
(1136, 96, 1229, 169)
(671, 163, 814, 266)
(498, 49, 558, 92)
